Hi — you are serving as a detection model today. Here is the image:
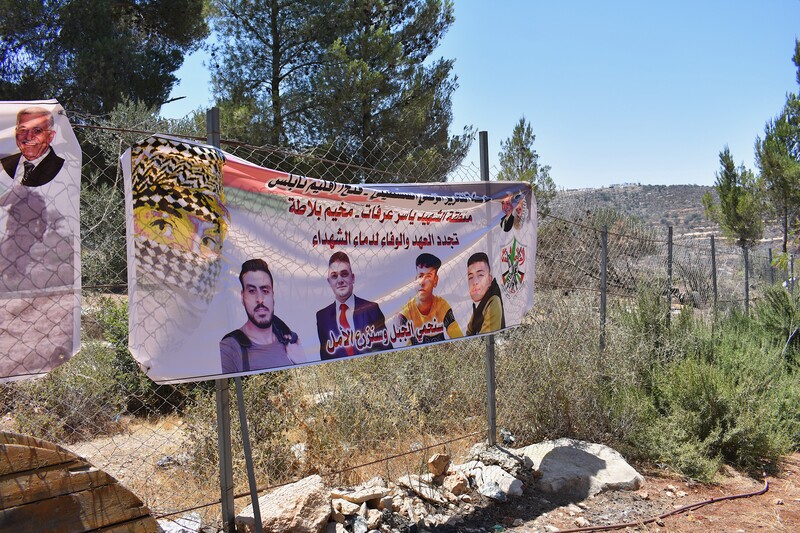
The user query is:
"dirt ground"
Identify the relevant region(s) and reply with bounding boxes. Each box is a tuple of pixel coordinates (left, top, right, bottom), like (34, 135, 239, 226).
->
(5, 412, 798, 532)
(448, 454, 800, 533)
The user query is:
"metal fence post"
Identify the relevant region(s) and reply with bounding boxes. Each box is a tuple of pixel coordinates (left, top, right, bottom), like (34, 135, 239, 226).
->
(208, 107, 235, 533)
(479, 131, 497, 446)
(711, 235, 718, 313)
(666, 226, 673, 326)
(768, 248, 775, 285)
(600, 225, 608, 354)
(744, 247, 750, 316)
(235, 377, 263, 533)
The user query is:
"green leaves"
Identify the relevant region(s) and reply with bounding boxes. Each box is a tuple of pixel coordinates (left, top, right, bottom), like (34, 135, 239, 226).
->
(497, 116, 556, 217)
(210, 0, 470, 181)
(704, 146, 764, 250)
(0, 0, 208, 115)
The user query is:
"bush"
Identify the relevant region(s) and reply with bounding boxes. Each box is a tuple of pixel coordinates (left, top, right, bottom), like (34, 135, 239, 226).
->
(495, 290, 612, 444)
(184, 373, 297, 487)
(755, 285, 800, 364)
(291, 344, 485, 482)
(80, 177, 127, 289)
(12, 341, 127, 442)
(92, 296, 190, 415)
(612, 309, 800, 481)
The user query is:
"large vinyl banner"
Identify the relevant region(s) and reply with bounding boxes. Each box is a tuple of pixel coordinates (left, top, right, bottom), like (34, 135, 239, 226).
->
(0, 101, 81, 381)
(123, 136, 536, 384)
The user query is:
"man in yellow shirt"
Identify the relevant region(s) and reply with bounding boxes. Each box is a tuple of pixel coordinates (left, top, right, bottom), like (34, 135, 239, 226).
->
(465, 252, 505, 335)
(395, 253, 463, 345)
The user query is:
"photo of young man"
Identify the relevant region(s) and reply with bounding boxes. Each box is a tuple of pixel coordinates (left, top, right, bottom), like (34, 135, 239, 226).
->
(465, 252, 505, 335)
(393, 252, 463, 345)
(220, 258, 306, 373)
(316, 251, 388, 360)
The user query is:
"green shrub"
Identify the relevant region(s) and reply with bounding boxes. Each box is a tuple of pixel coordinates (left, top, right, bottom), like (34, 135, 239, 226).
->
(80, 178, 127, 289)
(622, 313, 799, 480)
(12, 341, 127, 442)
(754, 285, 800, 364)
(184, 374, 296, 487)
(92, 296, 190, 415)
(495, 290, 612, 444)
(293, 343, 485, 478)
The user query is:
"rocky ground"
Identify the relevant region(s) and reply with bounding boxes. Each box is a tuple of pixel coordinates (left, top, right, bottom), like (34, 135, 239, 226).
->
(415, 454, 800, 533)
(9, 414, 795, 533)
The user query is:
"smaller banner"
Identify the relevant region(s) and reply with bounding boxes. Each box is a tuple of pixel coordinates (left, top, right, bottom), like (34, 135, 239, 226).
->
(124, 136, 536, 383)
(0, 101, 81, 382)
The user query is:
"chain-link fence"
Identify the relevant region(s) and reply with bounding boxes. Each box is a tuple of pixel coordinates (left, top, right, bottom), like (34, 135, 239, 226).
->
(0, 117, 788, 529)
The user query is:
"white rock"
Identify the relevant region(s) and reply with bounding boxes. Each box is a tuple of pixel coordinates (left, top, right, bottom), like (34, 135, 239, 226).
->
(331, 498, 360, 516)
(236, 474, 330, 533)
(329, 486, 390, 504)
(456, 462, 523, 498)
(366, 509, 382, 529)
(157, 512, 202, 532)
(427, 453, 451, 476)
(396, 474, 448, 504)
(515, 438, 643, 497)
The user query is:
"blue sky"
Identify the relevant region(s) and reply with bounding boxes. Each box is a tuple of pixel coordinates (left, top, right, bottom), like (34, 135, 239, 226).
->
(161, 1, 800, 189)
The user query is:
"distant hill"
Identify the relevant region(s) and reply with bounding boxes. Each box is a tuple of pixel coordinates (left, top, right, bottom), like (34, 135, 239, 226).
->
(552, 184, 717, 236)
(550, 183, 785, 251)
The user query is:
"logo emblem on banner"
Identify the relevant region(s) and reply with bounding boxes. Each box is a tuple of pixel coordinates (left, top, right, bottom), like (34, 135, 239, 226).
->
(500, 237, 526, 296)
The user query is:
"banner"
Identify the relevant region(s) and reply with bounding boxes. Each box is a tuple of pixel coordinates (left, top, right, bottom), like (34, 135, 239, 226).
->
(124, 136, 536, 383)
(0, 101, 81, 382)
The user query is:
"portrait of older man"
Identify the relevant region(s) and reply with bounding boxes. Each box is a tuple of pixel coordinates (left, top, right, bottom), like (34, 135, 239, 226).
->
(1, 106, 64, 187)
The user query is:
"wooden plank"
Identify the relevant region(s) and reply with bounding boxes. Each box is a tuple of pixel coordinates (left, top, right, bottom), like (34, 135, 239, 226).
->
(94, 516, 161, 533)
(0, 444, 76, 475)
(0, 466, 115, 508)
(0, 431, 72, 454)
(0, 483, 152, 532)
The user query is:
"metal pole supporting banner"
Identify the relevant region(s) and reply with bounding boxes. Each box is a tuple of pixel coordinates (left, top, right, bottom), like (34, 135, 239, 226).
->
(208, 107, 235, 533)
(235, 377, 263, 533)
(479, 131, 497, 446)
(600, 225, 608, 354)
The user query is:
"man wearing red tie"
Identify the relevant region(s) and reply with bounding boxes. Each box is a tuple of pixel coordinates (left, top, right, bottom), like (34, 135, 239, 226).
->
(316, 251, 388, 360)
(1, 107, 64, 187)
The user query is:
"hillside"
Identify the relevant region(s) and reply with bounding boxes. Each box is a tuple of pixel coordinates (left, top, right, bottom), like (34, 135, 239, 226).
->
(553, 184, 717, 236)
(552, 184, 785, 249)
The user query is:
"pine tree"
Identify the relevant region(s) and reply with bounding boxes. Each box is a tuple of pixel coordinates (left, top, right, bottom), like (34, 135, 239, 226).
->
(755, 39, 800, 254)
(497, 117, 555, 217)
(756, 107, 800, 253)
(703, 146, 764, 250)
(307, 0, 472, 182)
(0, 0, 208, 115)
(208, 0, 335, 146)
